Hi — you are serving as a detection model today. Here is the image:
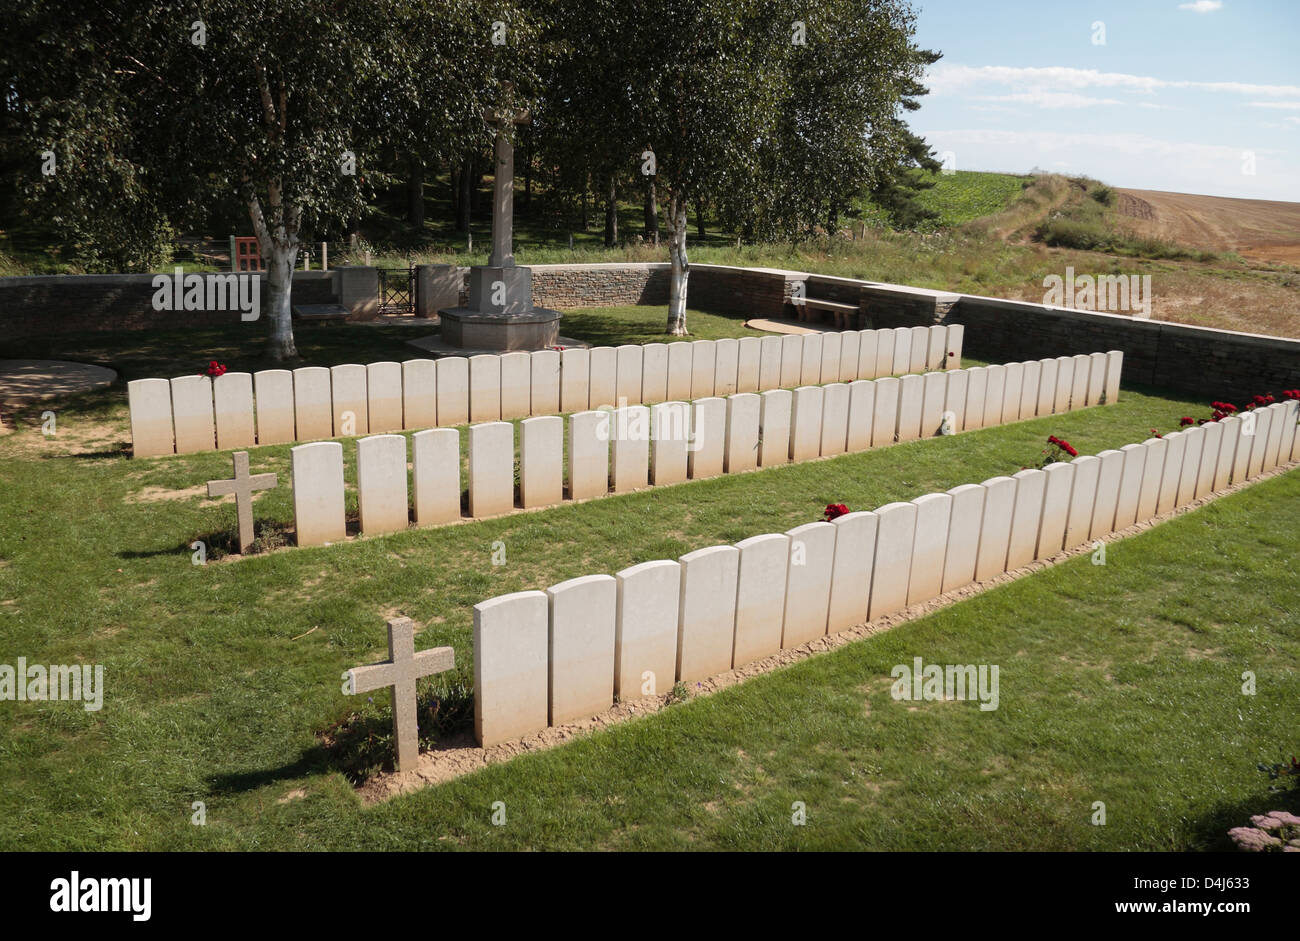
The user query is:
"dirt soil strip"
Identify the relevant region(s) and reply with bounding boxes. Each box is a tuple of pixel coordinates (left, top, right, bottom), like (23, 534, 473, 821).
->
(1115, 188, 1300, 265)
(357, 457, 1299, 804)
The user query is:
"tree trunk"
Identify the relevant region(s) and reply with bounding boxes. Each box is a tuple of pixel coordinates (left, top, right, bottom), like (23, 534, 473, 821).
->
(248, 192, 299, 362)
(457, 156, 472, 233)
(604, 175, 618, 247)
(407, 156, 424, 228)
(644, 178, 659, 245)
(666, 195, 689, 336)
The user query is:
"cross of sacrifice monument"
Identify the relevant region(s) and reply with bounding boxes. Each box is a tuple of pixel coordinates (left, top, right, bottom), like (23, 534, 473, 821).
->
(206, 451, 277, 553)
(343, 617, 454, 772)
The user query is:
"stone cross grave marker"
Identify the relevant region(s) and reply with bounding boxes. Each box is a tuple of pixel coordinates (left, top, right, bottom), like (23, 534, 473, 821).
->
(343, 617, 454, 772)
(206, 450, 277, 553)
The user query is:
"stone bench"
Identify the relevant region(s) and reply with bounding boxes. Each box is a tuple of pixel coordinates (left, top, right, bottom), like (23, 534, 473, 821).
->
(791, 297, 864, 329)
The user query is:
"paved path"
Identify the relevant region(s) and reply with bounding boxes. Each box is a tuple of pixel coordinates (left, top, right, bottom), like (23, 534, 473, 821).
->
(0, 360, 118, 404)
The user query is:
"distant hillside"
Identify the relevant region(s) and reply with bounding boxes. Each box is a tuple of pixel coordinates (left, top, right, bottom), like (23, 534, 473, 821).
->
(1116, 189, 1300, 265)
(905, 170, 1029, 229)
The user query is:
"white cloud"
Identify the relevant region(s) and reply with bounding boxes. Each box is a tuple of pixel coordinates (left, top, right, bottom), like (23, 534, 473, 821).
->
(926, 64, 1300, 99)
(975, 91, 1123, 109)
(1248, 101, 1300, 110)
(1286, 117, 1300, 126)
(1178, 1, 1223, 12)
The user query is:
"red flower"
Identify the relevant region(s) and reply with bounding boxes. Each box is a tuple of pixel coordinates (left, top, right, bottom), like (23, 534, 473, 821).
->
(1150, 429, 1163, 439)
(823, 503, 850, 521)
(205, 360, 227, 378)
(1061, 442, 1078, 457)
(1179, 416, 1194, 426)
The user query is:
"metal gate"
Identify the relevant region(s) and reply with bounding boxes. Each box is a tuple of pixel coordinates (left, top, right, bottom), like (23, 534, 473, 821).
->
(377, 267, 415, 315)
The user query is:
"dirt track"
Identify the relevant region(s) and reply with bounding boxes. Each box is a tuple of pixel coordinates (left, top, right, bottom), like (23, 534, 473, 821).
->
(1116, 188, 1300, 264)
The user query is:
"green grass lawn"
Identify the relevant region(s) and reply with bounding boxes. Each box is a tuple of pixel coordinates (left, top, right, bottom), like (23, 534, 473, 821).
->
(1, 322, 1295, 850)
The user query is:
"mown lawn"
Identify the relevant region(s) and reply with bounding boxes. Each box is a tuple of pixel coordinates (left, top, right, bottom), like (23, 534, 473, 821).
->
(0, 324, 1296, 851)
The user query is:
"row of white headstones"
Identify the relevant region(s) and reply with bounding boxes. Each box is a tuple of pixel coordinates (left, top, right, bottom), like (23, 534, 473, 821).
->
(464, 397, 1299, 754)
(285, 351, 1124, 548)
(128, 324, 965, 458)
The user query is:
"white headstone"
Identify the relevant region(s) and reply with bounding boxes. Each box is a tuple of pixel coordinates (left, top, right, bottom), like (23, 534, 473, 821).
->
(858, 329, 880, 379)
(468, 421, 514, 517)
(127, 378, 175, 457)
(560, 348, 591, 413)
(640, 343, 669, 404)
(896, 374, 925, 442)
(291, 441, 346, 546)
(292, 366, 333, 441)
(963, 366, 988, 431)
(666, 342, 693, 400)
(435, 357, 469, 426)
(890, 328, 912, 376)
(827, 510, 879, 632)
(473, 590, 549, 746)
(356, 434, 409, 535)
(366, 361, 403, 433)
(519, 415, 563, 508)
(946, 324, 965, 368)
(981, 365, 1007, 431)
(1086, 352, 1107, 406)
(1156, 430, 1187, 513)
(1102, 350, 1123, 405)
(1053, 356, 1074, 415)
(1211, 416, 1239, 490)
(688, 397, 727, 479)
(676, 545, 740, 683)
(690, 339, 717, 399)
(733, 533, 790, 666)
(588, 346, 618, 409)
(530, 349, 561, 416)
(611, 405, 651, 492)
(1176, 424, 1205, 506)
(170, 375, 216, 453)
(780, 334, 804, 388)
(736, 337, 762, 394)
(569, 410, 610, 500)
(1062, 455, 1099, 550)
(975, 475, 1018, 580)
(820, 331, 841, 384)
(1112, 443, 1147, 530)
(401, 359, 437, 431)
(1069, 354, 1090, 411)
(1006, 468, 1046, 570)
(412, 427, 460, 525)
(907, 492, 952, 605)
(868, 502, 918, 619)
(469, 355, 502, 423)
(1090, 449, 1125, 539)
(926, 325, 947, 371)
(800, 333, 824, 387)
(781, 522, 836, 647)
(758, 389, 793, 467)
(839, 331, 861, 381)
(330, 364, 369, 437)
(908, 326, 929, 374)
(941, 483, 986, 591)
(214, 372, 256, 449)
(615, 345, 644, 406)
(846, 380, 876, 452)
(921, 371, 948, 438)
(724, 393, 762, 474)
(1036, 358, 1059, 416)
(789, 386, 825, 462)
(253, 369, 296, 445)
(1230, 413, 1253, 483)
(714, 338, 740, 397)
(547, 575, 617, 725)
(498, 351, 532, 420)
(1136, 436, 1167, 522)
(944, 369, 968, 433)
(615, 560, 681, 701)
(758, 335, 783, 391)
(1263, 402, 1286, 471)
(1036, 460, 1075, 558)
(1001, 362, 1023, 425)
(819, 383, 851, 456)
(871, 377, 900, 448)
(1246, 407, 1273, 478)
(651, 401, 690, 484)
(1018, 360, 1041, 419)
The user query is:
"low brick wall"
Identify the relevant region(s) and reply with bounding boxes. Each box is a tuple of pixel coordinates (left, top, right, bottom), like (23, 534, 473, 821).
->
(0, 270, 338, 337)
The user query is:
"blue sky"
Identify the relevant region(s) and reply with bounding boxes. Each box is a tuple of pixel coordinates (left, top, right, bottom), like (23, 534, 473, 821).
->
(910, 0, 1300, 200)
